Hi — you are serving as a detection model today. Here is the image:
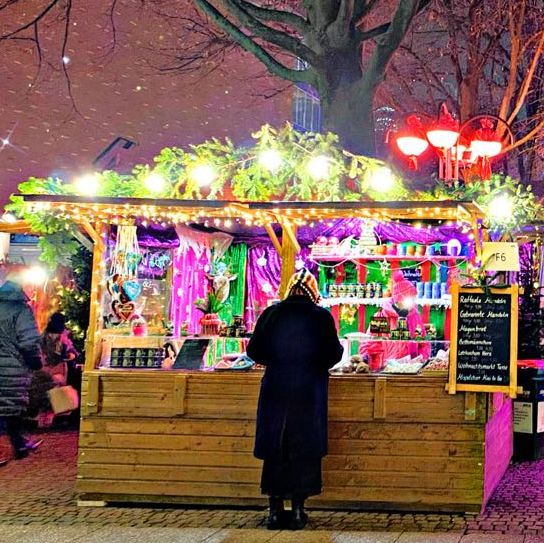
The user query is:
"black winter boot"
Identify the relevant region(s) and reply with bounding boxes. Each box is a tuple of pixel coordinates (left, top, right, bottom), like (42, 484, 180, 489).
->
(289, 496, 308, 530)
(266, 496, 285, 530)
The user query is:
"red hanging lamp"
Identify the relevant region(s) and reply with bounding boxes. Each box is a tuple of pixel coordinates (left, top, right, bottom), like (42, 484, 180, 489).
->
(426, 103, 460, 150)
(459, 115, 513, 180)
(395, 115, 429, 170)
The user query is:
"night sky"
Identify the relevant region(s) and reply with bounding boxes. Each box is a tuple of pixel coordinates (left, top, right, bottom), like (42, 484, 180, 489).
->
(0, 1, 289, 203)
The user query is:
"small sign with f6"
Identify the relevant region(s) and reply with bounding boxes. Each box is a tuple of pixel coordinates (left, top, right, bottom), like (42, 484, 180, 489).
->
(481, 242, 520, 272)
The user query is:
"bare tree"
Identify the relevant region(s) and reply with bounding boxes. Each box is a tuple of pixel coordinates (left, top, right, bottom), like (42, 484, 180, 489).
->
(383, 0, 544, 183)
(1, 0, 432, 155)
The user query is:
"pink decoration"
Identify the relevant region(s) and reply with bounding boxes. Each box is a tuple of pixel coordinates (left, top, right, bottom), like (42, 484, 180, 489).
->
(245, 246, 281, 331)
(171, 246, 211, 335)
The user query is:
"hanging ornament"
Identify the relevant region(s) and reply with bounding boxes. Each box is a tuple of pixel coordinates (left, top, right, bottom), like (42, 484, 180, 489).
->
(379, 259, 390, 277)
(340, 304, 357, 325)
(111, 225, 141, 279)
(262, 282, 273, 294)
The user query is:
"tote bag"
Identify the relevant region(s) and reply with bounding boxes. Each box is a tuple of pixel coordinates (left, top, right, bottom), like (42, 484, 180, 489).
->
(47, 386, 79, 414)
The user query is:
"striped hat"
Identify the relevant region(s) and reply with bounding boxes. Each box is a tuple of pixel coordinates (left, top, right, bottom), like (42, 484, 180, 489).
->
(285, 268, 321, 303)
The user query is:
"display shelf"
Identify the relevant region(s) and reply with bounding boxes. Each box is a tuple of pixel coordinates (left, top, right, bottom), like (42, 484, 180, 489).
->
(320, 296, 451, 308)
(310, 253, 467, 262)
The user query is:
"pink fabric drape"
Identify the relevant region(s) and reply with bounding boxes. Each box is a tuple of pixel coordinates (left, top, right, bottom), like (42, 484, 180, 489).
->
(171, 247, 210, 335)
(245, 245, 281, 331)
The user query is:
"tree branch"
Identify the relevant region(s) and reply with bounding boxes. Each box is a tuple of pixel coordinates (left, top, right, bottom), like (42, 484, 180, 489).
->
(217, 0, 319, 65)
(355, 0, 380, 23)
(193, 0, 317, 85)
(334, 0, 355, 30)
(0, 0, 61, 40)
(357, 22, 390, 42)
(507, 31, 544, 125)
(360, 0, 431, 92)
(236, 1, 310, 35)
(504, 118, 544, 152)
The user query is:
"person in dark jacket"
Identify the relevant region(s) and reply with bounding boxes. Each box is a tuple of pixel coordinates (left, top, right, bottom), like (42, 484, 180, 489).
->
(35, 312, 79, 428)
(0, 274, 44, 464)
(247, 268, 343, 530)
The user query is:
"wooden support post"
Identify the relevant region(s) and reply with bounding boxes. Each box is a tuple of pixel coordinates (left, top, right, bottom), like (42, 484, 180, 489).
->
(470, 212, 483, 259)
(278, 221, 299, 299)
(83, 373, 100, 416)
(263, 223, 282, 255)
(83, 223, 107, 372)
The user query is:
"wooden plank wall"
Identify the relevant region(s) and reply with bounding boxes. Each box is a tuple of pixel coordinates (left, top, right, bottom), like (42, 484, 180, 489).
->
(78, 371, 488, 512)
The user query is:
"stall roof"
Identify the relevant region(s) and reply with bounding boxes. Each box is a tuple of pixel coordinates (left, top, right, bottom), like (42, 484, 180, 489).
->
(19, 195, 485, 226)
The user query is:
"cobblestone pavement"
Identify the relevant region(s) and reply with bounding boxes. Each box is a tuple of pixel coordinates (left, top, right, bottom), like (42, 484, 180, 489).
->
(0, 430, 543, 542)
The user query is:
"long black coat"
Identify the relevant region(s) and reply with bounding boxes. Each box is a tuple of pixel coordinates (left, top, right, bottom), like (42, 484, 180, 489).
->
(0, 281, 43, 417)
(247, 295, 343, 461)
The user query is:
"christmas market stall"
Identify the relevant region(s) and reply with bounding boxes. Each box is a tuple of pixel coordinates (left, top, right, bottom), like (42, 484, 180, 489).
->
(10, 124, 531, 513)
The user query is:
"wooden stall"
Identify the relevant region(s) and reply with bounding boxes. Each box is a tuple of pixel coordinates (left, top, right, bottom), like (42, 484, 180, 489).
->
(18, 194, 513, 513)
(78, 371, 510, 512)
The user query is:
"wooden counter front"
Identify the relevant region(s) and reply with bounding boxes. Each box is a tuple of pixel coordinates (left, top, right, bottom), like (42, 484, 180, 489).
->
(77, 370, 512, 512)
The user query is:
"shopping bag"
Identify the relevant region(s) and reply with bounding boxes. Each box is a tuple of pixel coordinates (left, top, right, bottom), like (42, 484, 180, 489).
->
(47, 385, 79, 414)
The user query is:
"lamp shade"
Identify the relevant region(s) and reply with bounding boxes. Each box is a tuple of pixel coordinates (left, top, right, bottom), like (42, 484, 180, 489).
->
(396, 136, 429, 157)
(394, 115, 430, 170)
(427, 129, 459, 149)
(470, 118, 502, 158)
(470, 139, 502, 158)
(426, 103, 459, 149)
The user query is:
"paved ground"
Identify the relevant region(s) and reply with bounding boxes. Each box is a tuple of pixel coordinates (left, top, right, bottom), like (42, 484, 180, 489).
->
(1, 430, 544, 542)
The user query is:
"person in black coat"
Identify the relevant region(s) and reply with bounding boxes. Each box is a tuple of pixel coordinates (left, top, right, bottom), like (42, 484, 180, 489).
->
(247, 268, 343, 530)
(0, 275, 44, 465)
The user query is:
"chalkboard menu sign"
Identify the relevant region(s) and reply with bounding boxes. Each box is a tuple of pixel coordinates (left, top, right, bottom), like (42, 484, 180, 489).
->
(173, 339, 211, 370)
(448, 284, 518, 396)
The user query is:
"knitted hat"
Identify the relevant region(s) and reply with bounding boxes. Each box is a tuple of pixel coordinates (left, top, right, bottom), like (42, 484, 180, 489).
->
(391, 271, 416, 304)
(285, 268, 320, 303)
(46, 312, 66, 334)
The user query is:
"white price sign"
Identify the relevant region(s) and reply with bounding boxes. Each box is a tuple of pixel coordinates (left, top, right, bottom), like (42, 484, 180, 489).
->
(481, 242, 520, 272)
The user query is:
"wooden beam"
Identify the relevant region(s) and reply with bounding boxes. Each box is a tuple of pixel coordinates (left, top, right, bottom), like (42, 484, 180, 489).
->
(72, 229, 94, 252)
(0, 220, 33, 234)
(278, 222, 298, 298)
(79, 219, 104, 250)
(263, 223, 282, 254)
(470, 212, 483, 259)
(84, 224, 107, 371)
(279, 218, 301, 254)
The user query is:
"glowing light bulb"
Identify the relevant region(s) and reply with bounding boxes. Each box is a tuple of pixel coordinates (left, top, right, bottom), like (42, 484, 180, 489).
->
(295, 258, 304, 270)
(1, 213, 16, 223)
(369, 167, 395, 192)
(257, 256, 267, 267)
(62, 56, 71, 65)
(307, 155, 330, 180)
(191, 164, 216, 186)
(258, 149, 282, 171)
(73, 173, 100, 196)
(1, 138, 9, 146)
(24, 266, 48, 285)
(144, 172, 165, 193)
(489, 194, 513, 221)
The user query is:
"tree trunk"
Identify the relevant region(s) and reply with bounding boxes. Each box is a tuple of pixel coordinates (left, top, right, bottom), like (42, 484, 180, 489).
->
(459, 72, 480, 121)
(321, 81, 376, 156)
